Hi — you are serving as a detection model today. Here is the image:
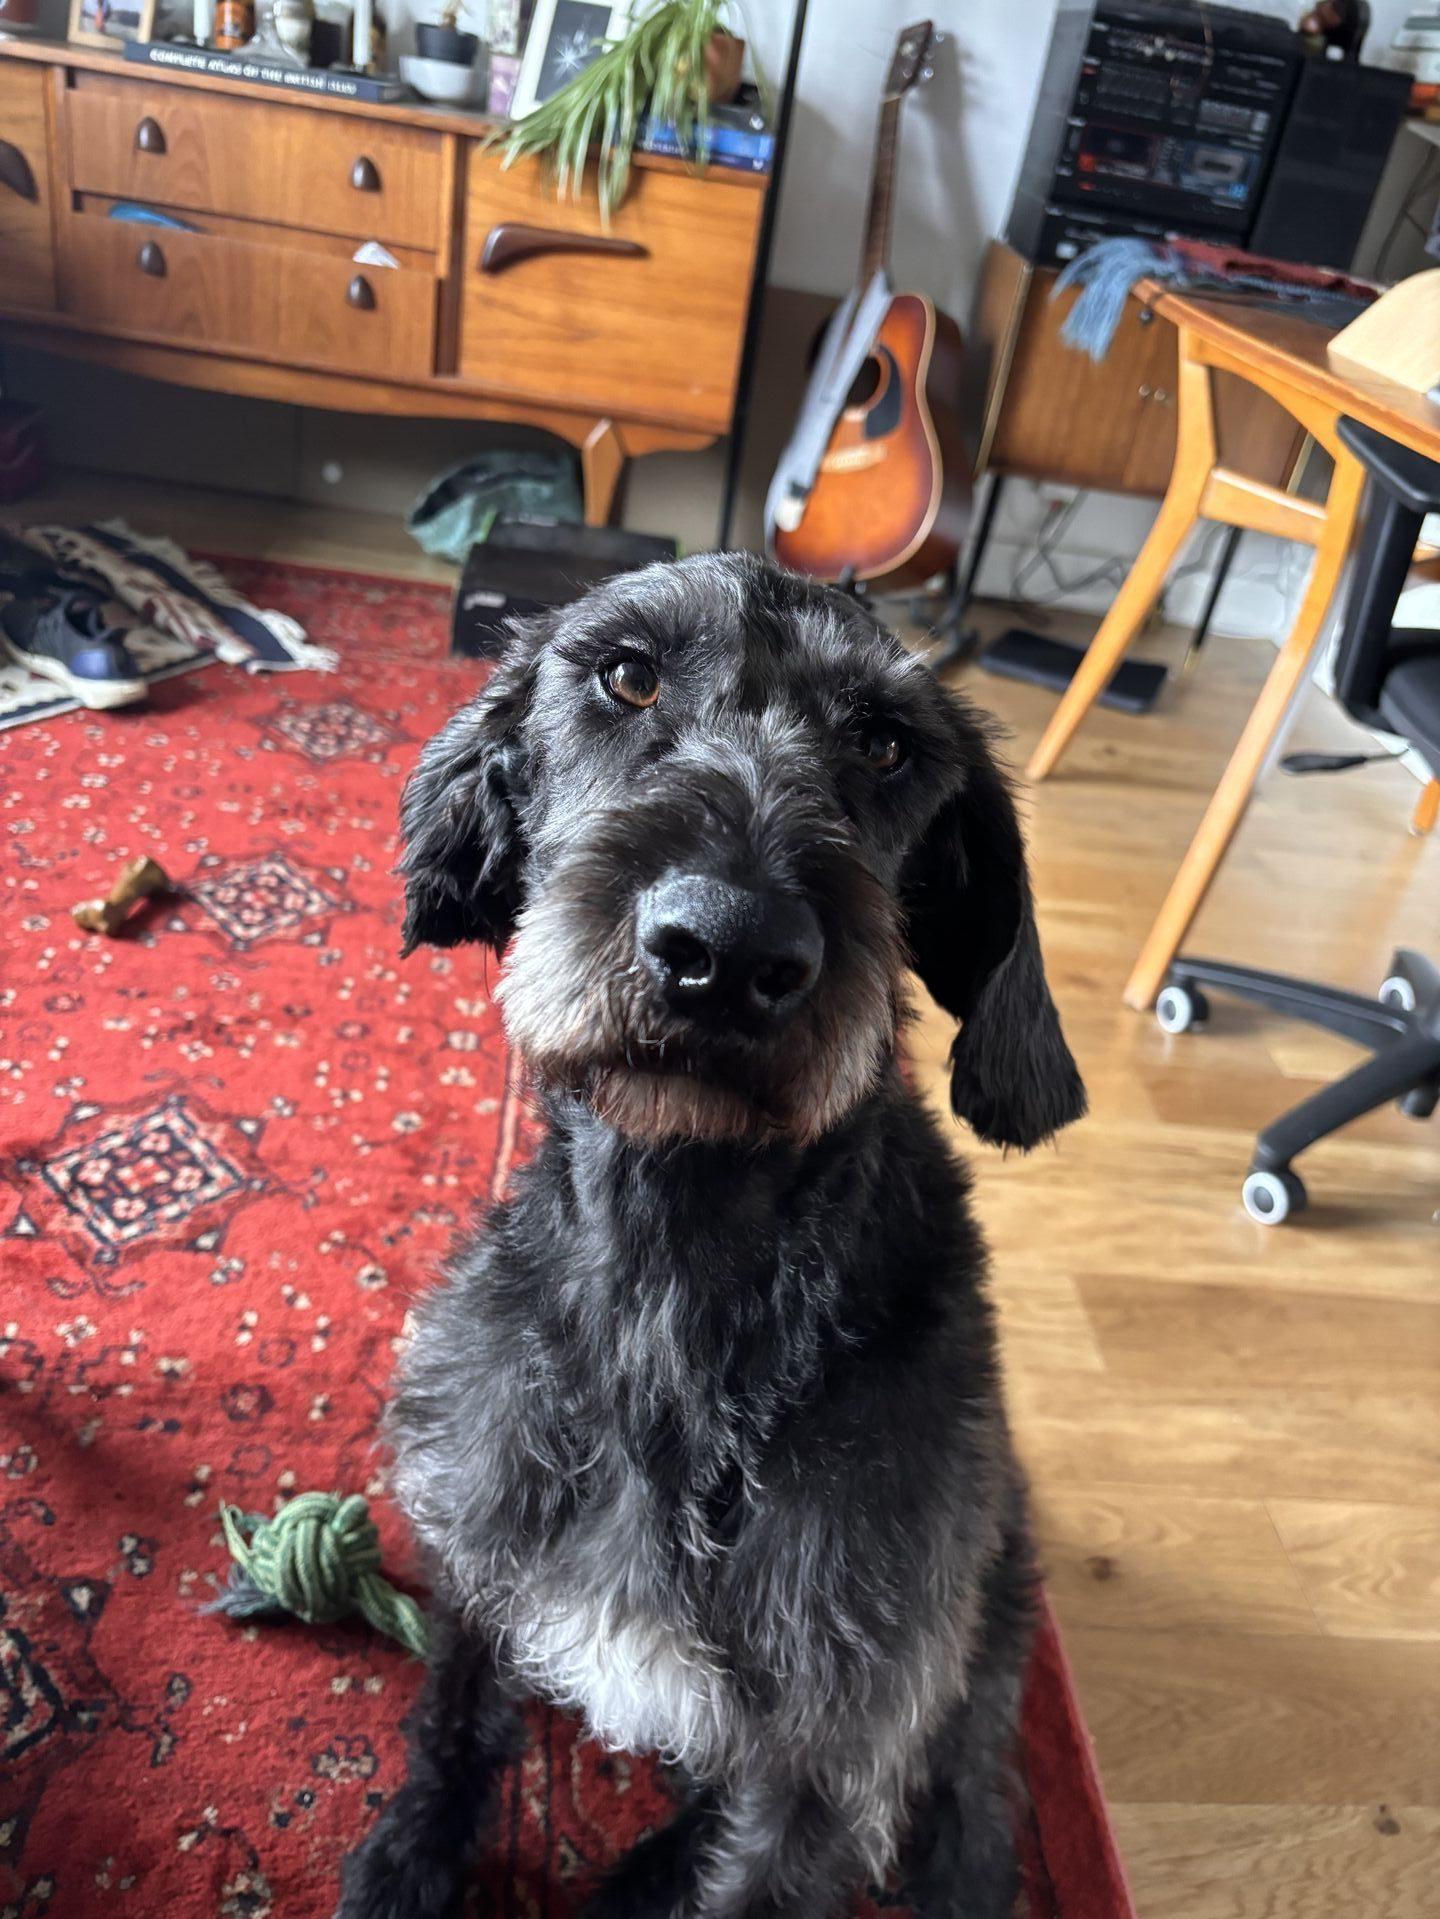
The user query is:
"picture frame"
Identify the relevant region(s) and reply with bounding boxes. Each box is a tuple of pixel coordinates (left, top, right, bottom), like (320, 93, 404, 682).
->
(67, 0, 157, 48)
(510, 0, 630, 119)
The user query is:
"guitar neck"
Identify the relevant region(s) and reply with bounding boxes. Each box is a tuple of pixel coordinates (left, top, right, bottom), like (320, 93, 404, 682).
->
(859, 95, 902, 286)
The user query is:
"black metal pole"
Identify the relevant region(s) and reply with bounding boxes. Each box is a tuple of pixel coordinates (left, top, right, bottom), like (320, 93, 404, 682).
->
(715, 0, 810, 552)
(1183, 524, 1243, 671)
(924, 471, 1006, 674)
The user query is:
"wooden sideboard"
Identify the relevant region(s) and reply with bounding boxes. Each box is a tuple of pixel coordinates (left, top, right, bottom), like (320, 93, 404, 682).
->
(0, 39, 769, 523)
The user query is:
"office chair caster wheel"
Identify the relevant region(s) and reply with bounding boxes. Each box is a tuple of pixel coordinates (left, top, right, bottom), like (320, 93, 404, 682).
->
(1399, 1083, 1439, 1120)
(1379, 974, 1417, 1013)
(1242, 1166, 1307, 1226)
(1156, 982, 1208, 1034)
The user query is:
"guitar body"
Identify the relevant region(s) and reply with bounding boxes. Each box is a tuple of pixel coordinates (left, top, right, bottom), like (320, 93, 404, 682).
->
(771, 291, 971, 593)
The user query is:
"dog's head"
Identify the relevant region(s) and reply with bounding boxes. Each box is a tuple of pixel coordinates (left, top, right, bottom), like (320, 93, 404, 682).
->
(401, 554, 1084, 1151)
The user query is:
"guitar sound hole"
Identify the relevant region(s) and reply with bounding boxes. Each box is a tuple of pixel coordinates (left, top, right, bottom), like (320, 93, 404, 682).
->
(844, 356, 884, 410)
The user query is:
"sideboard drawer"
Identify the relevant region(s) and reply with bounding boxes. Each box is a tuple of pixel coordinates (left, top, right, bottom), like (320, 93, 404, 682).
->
(58, 217, 437, 381)
(459, 154, 763, 432)
(0, 64, 57, 314)
(66, 74, 444, 250)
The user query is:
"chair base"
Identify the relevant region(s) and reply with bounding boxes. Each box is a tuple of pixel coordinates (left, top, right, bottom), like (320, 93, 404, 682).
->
(1157, 949, 1440, 1222)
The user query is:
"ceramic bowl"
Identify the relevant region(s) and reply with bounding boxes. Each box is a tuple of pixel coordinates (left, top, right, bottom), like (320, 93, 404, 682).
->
(401, 50, 481, 103)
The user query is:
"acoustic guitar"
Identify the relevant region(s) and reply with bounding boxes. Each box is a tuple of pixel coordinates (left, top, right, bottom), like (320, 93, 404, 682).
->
(765, 21, 971, 594)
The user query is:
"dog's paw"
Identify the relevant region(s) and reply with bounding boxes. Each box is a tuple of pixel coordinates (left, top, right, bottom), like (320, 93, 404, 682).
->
(334, 1821, 467, 1919)
(580, 1816, 703, 1919)
(581, 1878, 685, 1919)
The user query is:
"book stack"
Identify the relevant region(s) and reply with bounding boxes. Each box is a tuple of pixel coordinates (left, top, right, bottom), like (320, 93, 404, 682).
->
(636, 95, 774, 174)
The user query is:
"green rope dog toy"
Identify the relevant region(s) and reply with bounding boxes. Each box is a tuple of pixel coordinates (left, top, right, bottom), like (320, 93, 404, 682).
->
(208, 1491, 429, 1657)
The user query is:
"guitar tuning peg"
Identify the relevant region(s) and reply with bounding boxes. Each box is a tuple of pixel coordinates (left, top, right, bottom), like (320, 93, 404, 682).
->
(931, 33, 946, 46)
(921, 66, 934, 81)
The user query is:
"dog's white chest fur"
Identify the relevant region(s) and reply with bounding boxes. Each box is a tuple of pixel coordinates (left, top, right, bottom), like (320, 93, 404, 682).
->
(505, 1589, 729, 1768)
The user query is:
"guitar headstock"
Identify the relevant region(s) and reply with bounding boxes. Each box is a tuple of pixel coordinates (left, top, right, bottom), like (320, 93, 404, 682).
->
(883, 20, 938, 102)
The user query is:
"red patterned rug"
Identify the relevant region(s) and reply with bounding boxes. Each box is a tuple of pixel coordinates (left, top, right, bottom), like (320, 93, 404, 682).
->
(0, 559, 1133, 1919)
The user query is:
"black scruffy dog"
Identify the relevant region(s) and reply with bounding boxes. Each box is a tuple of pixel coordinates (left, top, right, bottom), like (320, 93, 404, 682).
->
(337, 553, 1085, 1919)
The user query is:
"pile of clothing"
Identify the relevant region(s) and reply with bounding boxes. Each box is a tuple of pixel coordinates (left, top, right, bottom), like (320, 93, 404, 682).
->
(0, 520, 331, 717)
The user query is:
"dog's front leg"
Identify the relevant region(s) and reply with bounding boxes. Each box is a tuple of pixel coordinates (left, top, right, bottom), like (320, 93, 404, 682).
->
(687, 1775, 863, 1919)
(335, 1603, 521, 1919)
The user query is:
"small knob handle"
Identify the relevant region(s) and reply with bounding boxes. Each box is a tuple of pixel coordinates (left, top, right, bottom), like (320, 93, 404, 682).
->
(138, 240, 167, 277)
(346, 274, 375, 310)
(350, 155, 380, 192)
(136, 116, 166, 155)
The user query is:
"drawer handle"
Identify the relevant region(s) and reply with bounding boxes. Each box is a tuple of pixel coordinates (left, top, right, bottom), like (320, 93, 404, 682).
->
(346, 274, 376, 311)
(350, 156, 380, 193)
(135, 117, 167, 156)
(0, 141, 37, 204)
(138, 240, 167, 278)
(479, 223, 650, 274)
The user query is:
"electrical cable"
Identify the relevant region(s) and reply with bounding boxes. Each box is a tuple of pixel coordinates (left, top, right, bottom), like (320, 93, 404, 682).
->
(1010, 493, 1132, 608)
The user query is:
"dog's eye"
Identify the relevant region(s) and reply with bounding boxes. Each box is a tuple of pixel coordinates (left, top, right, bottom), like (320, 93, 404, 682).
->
(602, 658, 660, 709)
(860, 727, 906, 773)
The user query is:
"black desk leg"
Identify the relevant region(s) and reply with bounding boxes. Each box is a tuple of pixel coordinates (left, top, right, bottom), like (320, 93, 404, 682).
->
(1182, 524, 1243, 674)
(925, 471, 1006, 675)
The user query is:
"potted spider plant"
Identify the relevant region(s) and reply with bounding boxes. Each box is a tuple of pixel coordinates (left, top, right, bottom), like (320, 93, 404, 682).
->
(503, 0, 751, 221)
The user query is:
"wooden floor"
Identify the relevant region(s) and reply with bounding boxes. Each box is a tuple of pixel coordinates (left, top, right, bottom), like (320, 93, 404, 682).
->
(910, 604, 1440, 1918)
(19, 475, 1440, 1918)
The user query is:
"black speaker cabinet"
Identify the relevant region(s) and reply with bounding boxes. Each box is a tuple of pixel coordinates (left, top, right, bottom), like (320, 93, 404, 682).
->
(1248, 60, 1411, 270)
(452, 521, 679, 660)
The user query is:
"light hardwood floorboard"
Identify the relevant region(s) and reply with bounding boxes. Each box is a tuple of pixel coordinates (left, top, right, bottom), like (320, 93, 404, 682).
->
(1267, 1499, 1440, 1641)
(17, 476, 1438, 1919)
(1108, 1803, 1440, 1919)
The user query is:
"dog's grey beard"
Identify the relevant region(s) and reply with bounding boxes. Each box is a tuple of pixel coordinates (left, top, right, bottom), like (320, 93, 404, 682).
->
(496, 878, 903, 1147)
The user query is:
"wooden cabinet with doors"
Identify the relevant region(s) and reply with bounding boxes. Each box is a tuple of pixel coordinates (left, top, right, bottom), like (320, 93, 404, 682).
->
(0, 38, 769, 524)
(966, 241, 1305, 498)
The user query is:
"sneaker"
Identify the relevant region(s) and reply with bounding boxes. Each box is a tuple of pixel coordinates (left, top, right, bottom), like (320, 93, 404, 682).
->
(1, 589, 148, 711)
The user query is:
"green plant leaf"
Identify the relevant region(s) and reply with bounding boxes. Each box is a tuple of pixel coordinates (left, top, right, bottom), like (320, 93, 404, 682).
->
(501, 0, 744, 218)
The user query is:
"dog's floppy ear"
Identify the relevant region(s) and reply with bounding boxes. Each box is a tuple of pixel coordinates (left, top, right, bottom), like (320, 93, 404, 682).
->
(398, 622, 543, 955)
(902, 729, 1085, 1150)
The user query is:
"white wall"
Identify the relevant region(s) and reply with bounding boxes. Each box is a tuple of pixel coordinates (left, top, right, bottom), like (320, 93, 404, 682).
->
(745, 0, 1057, 321)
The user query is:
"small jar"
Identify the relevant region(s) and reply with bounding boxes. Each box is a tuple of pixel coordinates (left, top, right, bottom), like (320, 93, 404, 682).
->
(214, 0, 254, 47)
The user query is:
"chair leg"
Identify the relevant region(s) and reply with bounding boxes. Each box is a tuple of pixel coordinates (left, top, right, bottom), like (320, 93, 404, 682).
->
(1168, 957, 1410, 1049)
(1412, 778, 1440, 838)
(1026, 346, 1217, 782)
(1252, 1033, 1440, 1173)
(1388, 948, 1440, 1011)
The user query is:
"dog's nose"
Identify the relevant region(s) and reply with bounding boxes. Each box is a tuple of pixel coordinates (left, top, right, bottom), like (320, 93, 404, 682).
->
(638, 876, 823, 1025)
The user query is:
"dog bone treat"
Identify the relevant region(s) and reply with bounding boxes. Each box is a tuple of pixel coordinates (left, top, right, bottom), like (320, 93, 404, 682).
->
(72, 854, 171, 935)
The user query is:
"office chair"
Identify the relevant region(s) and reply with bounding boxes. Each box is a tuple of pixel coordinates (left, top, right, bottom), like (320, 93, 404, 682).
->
(1154, 416, 1440, 1224)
